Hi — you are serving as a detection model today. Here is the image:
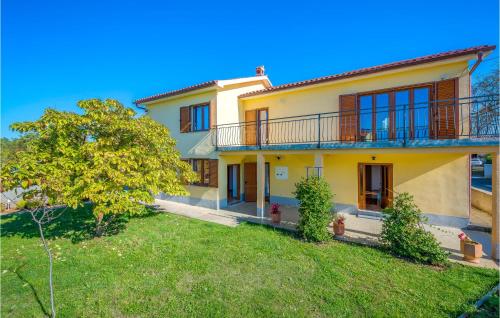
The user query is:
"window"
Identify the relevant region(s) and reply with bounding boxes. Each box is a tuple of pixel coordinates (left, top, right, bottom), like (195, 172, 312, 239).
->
(180, 103, 211, 133)
(185, 158, 218, 187)
(193, 104, 210, 131)
(356, 84, 433, 141)
(413, 87, 430, 139)
(359, 95, 373, 141)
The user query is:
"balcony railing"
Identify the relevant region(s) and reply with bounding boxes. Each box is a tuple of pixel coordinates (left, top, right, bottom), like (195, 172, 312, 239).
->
(213, 95, 499, 149)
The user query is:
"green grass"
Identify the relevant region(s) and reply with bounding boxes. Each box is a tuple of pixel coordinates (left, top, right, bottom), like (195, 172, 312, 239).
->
(472, 291, 499, 318)
(1, 206, 498, 317)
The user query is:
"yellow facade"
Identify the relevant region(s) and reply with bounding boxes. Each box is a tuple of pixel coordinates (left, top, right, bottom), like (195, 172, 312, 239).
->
(143, 54, 497, 226)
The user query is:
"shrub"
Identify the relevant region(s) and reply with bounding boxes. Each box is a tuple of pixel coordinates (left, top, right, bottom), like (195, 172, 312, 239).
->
(293, 176, 333, 242)
(380, 192, 448, 266)
(16, 199, 27, 209)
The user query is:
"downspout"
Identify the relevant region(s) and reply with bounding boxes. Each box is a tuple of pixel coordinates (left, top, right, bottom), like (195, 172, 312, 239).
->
(134, 102, 148, 113)
(469, 52, 484, 77)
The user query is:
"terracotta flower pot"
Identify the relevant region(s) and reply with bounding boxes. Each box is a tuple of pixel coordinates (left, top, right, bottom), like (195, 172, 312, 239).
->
(271, 212, 281, 224)
(463, 240, 482, 264)
(460, 239, 465, 253)
(333, 223, 345, 236)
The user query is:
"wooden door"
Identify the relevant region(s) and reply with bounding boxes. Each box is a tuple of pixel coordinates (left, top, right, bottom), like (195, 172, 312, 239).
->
(358, 164, 366, 209)
(244, 163, 257, 202)
(245, 110, 257, 145)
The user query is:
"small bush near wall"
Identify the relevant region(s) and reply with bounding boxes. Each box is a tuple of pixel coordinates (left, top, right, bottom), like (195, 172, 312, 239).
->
(380, 193, 448, 266)
(294, 176, 333, 242)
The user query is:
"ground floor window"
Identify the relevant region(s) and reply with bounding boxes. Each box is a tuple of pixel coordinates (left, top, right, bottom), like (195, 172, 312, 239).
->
(184, 158, 218, 187)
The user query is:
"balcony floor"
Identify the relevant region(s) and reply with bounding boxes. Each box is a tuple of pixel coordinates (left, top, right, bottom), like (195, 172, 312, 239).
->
(217, 137, 499, 152)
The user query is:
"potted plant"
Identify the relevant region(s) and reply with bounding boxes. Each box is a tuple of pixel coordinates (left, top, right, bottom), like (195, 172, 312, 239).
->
(333, 215, 345, 236)
(458, 232, 483, 263)
(270, 203, 281, 224)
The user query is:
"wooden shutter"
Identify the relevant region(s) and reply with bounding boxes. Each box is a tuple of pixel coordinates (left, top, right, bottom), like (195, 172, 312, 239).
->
(209, 99, 217, 129)
(245, 110, 257, 145)
(208, 159, 218, 187)
(180, 106, 191, 133)
(340, 94, 357, 141)
(433, 79, 458, 139)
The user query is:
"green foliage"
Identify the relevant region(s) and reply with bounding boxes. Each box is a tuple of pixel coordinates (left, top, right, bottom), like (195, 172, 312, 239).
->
(1, 137, 29, 168)
(380, 193, 448, 266)
(293, 176, 333, 242)
(16, 199, 27, 209)
(1, 99, 198, 227)
(484, 154, 492, 164)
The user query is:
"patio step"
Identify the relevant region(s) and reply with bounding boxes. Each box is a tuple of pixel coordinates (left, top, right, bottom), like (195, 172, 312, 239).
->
(355, 210, 386, 220)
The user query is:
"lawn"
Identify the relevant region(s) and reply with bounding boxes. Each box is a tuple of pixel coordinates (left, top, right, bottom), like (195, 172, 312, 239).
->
(1, 206, 498, 317)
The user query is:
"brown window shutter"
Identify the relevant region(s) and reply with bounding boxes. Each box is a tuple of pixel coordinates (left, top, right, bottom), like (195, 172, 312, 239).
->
(209, 99, 217, 129)
(434, 79, 458, 139)
(180, 106, 191, 133)
(208, 159, 218, 187)
(245, 110, 257, 145)
(339, 94, 357, 141)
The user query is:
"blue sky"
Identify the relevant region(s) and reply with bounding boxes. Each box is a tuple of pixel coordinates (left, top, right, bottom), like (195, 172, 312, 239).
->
(2, 0, 499, 138)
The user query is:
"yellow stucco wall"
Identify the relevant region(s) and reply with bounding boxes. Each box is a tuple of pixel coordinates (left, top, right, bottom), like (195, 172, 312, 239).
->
(220, 151, 469, 218)
(323, 153, 469, 217)
(241, 60, 470, 119)
(147, 90, 218, 159)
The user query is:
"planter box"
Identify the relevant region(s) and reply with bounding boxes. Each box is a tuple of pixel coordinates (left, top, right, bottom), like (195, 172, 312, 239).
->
(463, 240, 483, 264)
(333, 223, 345, 236)
(271, 212, 281, 224)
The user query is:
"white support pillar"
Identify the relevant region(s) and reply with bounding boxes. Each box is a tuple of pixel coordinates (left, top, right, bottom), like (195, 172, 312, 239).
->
(314, 153, 324, 177)
(256, 153, 265, 218)
(491, 152, 499, 260)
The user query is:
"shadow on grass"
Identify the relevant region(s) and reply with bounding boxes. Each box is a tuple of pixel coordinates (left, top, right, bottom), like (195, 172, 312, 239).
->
(0, 204, 161, 243)
(11, 263, 49, 317)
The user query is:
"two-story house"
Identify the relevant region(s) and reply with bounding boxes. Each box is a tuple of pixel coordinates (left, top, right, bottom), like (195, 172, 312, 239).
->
(135, 45, 499, 259)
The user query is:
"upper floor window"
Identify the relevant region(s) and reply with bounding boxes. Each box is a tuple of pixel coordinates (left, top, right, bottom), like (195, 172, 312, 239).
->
(180, 102, 214, 133)
(193, 104, 210, 131)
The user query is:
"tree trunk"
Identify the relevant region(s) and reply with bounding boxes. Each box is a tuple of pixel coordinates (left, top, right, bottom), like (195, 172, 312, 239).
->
(95, 212, 104, 237)
(37, 221, 56, 318)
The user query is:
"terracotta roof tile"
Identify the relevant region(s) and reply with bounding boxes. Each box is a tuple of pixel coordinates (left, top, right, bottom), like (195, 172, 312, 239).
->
(239, 45, 496, 98)
(135, 80, 218, 104)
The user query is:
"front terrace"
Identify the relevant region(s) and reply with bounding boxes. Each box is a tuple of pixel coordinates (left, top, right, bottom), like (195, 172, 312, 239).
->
(213, 95, 499, 151)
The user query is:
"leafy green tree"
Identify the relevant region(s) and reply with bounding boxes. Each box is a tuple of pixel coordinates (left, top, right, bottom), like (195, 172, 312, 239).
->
(293, 176, 333, 242)
(1, 136, 29, 168)
(3, 99, 197, 234)
(1, 99, 197, 317)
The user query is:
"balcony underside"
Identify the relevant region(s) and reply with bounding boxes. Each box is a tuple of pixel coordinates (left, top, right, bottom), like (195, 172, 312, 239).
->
(216, 137, 499, 152)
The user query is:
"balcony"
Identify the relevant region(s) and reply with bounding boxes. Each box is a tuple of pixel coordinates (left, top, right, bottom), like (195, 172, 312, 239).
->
(213, 95, 499, 151)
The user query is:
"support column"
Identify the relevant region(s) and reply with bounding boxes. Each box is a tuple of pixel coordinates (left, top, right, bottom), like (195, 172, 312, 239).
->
(491, 152, 499, 260)
(314, 153, 324, 177)
(256, 153, 265, 218)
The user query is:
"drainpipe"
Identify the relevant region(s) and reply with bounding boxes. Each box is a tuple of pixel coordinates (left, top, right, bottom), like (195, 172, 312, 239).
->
(134, 102, 148, 113)
(469, 52, 484, 77)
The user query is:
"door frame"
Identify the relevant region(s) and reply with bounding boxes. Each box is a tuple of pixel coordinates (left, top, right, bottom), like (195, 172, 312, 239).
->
(227, 164, 241, 203)
(357, 163, 393, 211)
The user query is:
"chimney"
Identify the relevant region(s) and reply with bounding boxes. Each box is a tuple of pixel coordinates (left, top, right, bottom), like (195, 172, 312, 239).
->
(256, 65, 265, 76)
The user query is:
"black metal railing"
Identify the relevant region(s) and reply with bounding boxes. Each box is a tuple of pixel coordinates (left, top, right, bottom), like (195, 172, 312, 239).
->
(213, 95, 499, 149)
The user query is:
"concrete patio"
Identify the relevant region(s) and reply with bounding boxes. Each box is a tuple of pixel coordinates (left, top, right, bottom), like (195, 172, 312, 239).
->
(155, 199, 499, 269)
